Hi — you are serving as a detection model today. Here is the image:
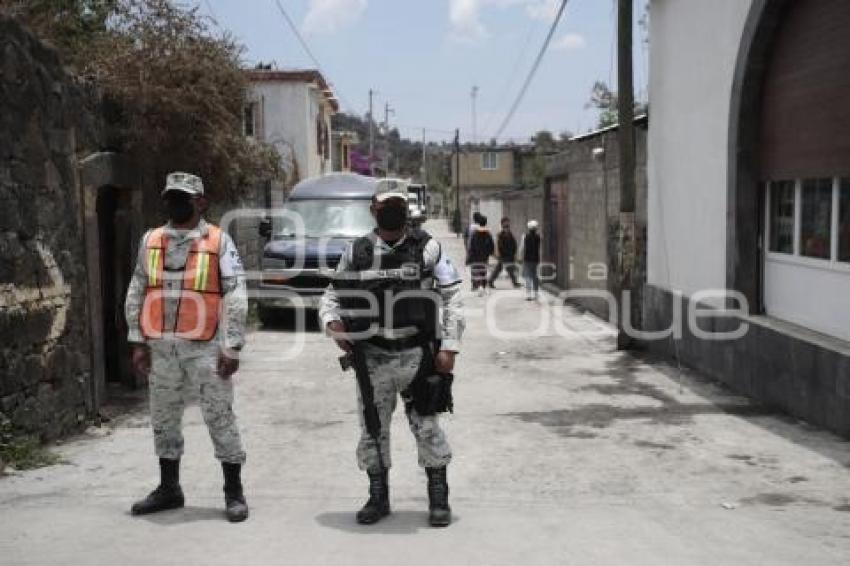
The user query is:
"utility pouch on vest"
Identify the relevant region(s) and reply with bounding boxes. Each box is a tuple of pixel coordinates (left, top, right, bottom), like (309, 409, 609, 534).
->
(405, 344, 454, 416)
(408, 372, 454, 416)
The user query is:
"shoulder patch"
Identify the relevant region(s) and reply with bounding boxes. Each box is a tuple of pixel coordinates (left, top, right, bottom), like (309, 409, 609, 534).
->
(434, 254, 461, 286)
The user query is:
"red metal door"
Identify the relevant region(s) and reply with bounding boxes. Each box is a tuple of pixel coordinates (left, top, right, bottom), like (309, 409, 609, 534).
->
(548, 179, 569, 288)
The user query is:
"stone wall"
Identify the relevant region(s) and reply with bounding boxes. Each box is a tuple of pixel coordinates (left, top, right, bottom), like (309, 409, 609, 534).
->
(206, 179, 287, 282)
(0, 18, 103, 439)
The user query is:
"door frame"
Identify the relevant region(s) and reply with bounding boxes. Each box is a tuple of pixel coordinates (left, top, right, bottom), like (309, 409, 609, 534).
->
(80, 152, 140, 414)
(727, 0, 792, 313)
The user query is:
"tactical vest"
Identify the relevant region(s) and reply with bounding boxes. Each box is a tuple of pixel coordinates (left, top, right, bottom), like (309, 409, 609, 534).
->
(139, 224, 222, 341)
(335, 229, 440, 341)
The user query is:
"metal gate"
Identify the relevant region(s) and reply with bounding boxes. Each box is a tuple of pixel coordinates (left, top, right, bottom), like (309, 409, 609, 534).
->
(547, 179, 570, 288)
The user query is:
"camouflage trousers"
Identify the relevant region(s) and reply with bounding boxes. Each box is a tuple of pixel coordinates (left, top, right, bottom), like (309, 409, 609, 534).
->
(148, 340, 246, 464)
(356, 343, 452, 471)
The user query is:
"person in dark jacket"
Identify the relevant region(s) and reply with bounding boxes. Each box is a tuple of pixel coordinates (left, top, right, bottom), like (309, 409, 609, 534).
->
(518, 220, 542, 301)
(488, 217, 520, 288)
(466, 215, 495, 294)
(464, 212, 484, 252)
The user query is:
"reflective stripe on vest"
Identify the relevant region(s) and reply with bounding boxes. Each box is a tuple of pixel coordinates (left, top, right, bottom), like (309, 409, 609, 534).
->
(140, 224, 222, 341)
(147, 247, 162, 287)
(192, 250, 211, 291)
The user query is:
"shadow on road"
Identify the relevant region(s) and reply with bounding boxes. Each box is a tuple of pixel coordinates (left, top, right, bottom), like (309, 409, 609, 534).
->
(258, 308, 322, 333)
(315, 510, 459, 534)
(506, 347, 850, 469)
(133, 506, 226, 525)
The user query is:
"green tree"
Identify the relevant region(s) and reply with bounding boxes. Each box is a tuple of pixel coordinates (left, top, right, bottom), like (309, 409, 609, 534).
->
(1, 0, 116, 55)
(586, 80, 648, 130)
(531, 130, 556, 152)
(2, 0, 281, 199)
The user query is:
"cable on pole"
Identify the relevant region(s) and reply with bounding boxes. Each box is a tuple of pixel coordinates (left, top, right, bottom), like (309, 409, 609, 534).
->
(491, 0, 570, 140)
(269, 0, 357, 112)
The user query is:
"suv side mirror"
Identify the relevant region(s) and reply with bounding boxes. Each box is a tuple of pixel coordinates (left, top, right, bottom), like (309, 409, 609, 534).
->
(258, 218, 272, 238)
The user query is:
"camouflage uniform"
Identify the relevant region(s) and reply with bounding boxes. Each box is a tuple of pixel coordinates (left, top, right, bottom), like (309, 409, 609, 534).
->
(320, 233, 464, 472)
(125, 219, 247, 464)
(355, 343, 452, 470)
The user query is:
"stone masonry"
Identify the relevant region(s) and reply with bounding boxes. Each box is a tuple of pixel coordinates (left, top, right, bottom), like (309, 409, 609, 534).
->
(0, 17, 103, 439)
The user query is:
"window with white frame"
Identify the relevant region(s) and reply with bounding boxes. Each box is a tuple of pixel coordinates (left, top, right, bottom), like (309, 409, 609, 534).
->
(765, 177, 850, 265)
(481, 152, 499, 170)
(840, 178, 850, 262)
(769, 180, 794, 253)
(243, 102, 256, 138)
(800, 178, 832, 259)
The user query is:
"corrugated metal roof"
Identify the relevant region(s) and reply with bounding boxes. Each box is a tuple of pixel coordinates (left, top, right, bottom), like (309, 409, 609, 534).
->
(569, 114, 649, 142)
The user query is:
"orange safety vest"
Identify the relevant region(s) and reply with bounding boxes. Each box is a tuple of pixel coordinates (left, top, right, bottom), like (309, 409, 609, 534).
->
(139, 224, 222, 341)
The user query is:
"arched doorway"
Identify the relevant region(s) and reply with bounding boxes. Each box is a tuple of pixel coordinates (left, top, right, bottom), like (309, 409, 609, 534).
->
(729, 0, 850, 340)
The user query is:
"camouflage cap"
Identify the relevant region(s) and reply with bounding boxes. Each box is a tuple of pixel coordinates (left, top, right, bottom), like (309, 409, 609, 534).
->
(162, 172, 204, 197)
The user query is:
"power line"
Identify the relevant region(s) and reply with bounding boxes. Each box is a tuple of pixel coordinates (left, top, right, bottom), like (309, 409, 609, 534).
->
(480, 15, 540, 136)
(268, 0, 357, 112)
(393, 123, 529, 144)
(491, 0, 570, 140)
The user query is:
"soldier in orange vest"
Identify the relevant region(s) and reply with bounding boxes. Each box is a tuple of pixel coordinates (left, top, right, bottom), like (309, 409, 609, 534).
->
(124, 172, 249, 522)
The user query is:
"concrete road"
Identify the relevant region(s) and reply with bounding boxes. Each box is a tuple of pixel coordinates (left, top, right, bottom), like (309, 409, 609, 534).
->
(2, 220, 850, 565)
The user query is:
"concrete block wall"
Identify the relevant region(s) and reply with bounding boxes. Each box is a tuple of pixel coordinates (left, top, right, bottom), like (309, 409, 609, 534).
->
(501, 189, 544, 239)
(642, 284, 850, 438)
(544, 122, 648, 321)
(208, 190, 265, 281)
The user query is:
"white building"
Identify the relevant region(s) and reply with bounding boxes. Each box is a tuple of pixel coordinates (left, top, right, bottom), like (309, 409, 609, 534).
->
(646, 0, 850, 436)
(244, 69, 338, 190)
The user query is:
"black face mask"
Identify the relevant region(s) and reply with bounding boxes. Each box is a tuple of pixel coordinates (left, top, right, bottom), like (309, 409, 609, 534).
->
(376, 204, 407, 231)
(164, 194, 195, 224)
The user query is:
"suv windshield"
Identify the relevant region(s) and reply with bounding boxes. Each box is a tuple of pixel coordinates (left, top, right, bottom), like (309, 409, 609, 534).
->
(274, 199, 375, 238)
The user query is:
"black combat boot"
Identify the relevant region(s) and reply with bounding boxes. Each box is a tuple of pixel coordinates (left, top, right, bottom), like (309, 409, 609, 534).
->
(356, 468, 390, 525)
(131, 458, 185, 515)
(222, 462, 249, 523)
(426, 466, 451, 527)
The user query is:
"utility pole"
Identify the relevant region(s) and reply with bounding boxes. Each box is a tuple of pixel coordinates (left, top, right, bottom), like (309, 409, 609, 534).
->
(421, 127, 427, 182)
(471, 86, 478, 144)
(383, 102, 394, 131)
(616, 0, 636, 350)
(421, 128, 429, 214)
(454, 128, 461, 236)
(368, 89, 374, 165)
(383, 102, 394, 174)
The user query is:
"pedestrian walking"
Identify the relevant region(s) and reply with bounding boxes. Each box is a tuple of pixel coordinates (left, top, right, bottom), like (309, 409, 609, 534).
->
(320, 182, 465, 527)
(124, 172, 249, 522)
(466, 215, 495, 295)
(464, 211, 484, 252)
(519, 220, 542, 301)
(488, 217, 520, 289)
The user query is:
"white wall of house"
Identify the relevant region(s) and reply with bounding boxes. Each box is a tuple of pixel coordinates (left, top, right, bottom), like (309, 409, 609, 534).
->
(248, 81, 333, 183)
(647, 0, 753, 296)
(764, 257, 850, 341)
(304, 88, 333, 178)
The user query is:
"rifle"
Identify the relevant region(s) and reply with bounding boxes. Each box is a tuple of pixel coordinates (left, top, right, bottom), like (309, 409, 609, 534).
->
(339, 343, 385, 470)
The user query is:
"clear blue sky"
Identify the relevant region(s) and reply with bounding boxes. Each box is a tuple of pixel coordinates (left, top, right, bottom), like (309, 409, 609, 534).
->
(200, 0, 648, 143)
